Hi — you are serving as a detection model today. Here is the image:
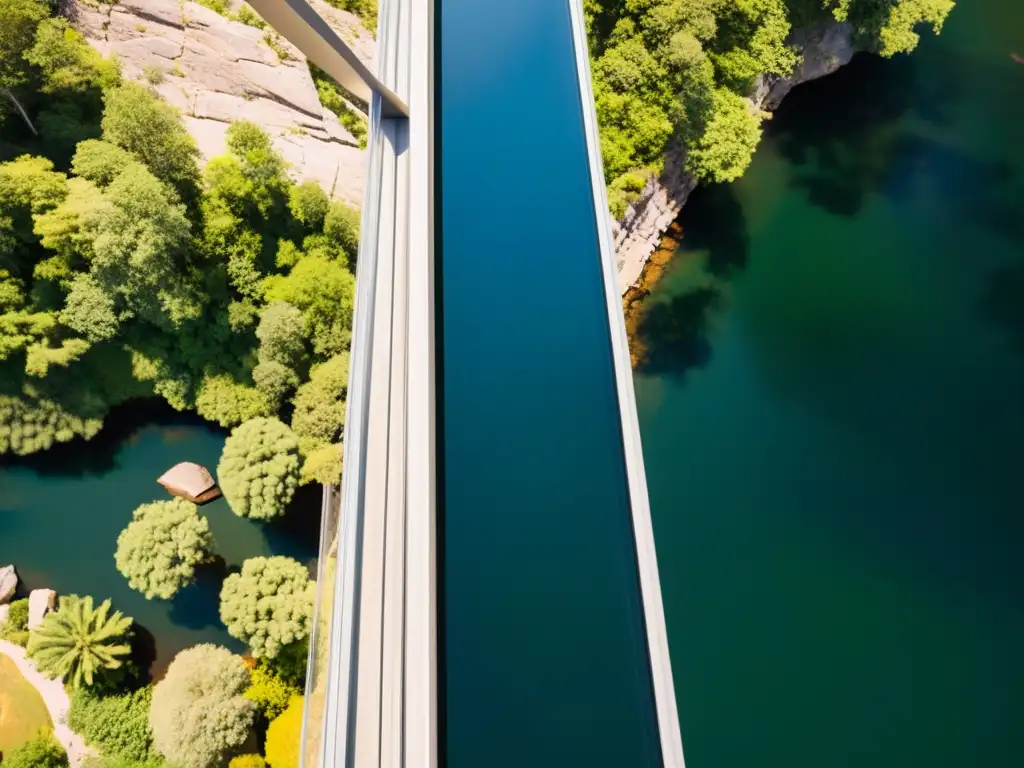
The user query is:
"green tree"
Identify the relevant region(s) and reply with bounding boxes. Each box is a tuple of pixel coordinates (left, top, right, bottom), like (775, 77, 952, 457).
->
(0, 155, 67, 278)
(244, 664, 301, 720)
(323, 201, 360, 263)
(685, 87, 764, 182)
(256, 301, 307, 369)
(150, 644, 256, 768)
(71, 139, 135, 187)
(0, 0, 49, 134)
(27, 594, 134, 689)
(194, 372, 269, 428)
(60, 274, 120, 342)
(218, 417, 301, 520)
(263, 255, 355, 357)
(101, 83, 201, 201)
(25, 18, 120, 94)
(115, 498, 215, 600)
(290, 352, 348, 484)
(0, 597, 30, 646)
(264, 695, 303, 768)
(2, 732, 68, 768)
(219, 556, 314, 659)
(288, 181, 329, 230)
(230, 756, 267, 768)
(67, 687, 159, 765)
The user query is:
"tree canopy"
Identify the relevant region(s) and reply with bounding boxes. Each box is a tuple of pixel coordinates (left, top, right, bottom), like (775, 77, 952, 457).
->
(588, 0, 955, 213)
(0, 4, 358, 491)
(26, 594, 134, 689)
(115, 498, 215, 600)
(218, 417, 301, 520)
(219, 556, 315, 659)
(150, 644, 256, 768)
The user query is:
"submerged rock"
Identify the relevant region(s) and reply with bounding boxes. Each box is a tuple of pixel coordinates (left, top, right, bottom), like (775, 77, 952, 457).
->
(28, 589, 56, 629)
(158, 461, 222, 504)
(0, 565, 16, 604)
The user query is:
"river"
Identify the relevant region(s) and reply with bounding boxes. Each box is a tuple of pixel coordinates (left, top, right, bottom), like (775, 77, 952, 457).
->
(635, 1, 1024, 766)
(0, 402, 320, 673)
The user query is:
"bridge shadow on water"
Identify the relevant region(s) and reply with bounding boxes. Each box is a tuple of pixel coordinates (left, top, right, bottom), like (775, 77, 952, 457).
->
(633, 182, 749, 379)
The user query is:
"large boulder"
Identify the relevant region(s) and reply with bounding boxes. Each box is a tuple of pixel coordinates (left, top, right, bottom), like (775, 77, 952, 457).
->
(0, 565, 16, 604)
(158, 461, 222, 504)
(27, 589, 56, 630)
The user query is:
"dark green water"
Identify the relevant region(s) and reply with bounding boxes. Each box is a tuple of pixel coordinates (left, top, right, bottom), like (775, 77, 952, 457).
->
(0, 404, 319, 672)
(636, 2, 1024, 766)
(438, 0, 659, 764)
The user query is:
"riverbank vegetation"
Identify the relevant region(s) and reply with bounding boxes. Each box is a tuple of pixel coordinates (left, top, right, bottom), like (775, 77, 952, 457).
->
(589, 0, 955, 215)
(0, 0, 356, 486)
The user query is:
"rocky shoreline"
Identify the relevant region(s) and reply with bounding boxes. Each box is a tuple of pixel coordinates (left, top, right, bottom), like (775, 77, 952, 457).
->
(612, 22, 855, 297)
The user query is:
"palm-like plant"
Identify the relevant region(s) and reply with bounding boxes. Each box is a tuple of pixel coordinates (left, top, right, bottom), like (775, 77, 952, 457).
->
(27, 595, 134, 689)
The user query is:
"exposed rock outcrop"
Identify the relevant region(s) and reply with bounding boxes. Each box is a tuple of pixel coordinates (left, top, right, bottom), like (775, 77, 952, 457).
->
(613, 22, 855, 294)
(28, 588, 56, 629)
(158, 461, 221, 504)
(0, 565, 17, 604)
(69, 0, 374, 207)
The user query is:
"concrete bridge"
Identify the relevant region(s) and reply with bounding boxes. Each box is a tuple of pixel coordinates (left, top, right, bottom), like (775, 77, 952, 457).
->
(246, 0, 684, 765)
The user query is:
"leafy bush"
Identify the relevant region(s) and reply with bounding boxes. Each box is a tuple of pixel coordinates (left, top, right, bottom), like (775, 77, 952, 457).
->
(115, 498, 215, 600)
(218, 418, 301, 520)
(219, 557, 314, 659)
(264, 696, 303, 768)
(243, 665, 301, 720)
(230, 756, 267, 768)
(2, 732, 68, 768)
(150, 645, 256, 768)
(27, 595, 133, 689)
(67, 687, 158, 764)
(0, 597, 30, 646)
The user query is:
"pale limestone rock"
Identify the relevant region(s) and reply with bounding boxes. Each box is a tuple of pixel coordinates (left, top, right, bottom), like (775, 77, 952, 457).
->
(0, 565, 17, 604)
(614, 22, 854, 294)
(68, 0, 371, 203)
(0, 604, 9, 627)
(28, 589, 56, 630)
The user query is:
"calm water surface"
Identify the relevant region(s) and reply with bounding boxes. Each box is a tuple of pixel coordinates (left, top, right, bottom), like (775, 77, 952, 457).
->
(0, 404, 319, 671)
(636, 1, 1024, 766)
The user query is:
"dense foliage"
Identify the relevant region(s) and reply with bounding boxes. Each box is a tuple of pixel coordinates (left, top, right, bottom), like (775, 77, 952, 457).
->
(218, 418, 302, 519)
(244, 664, 302, 720)
(0, 596, 30, 646)
(264, 696, 303, 768)
(0, 0, 358, 490)
(26, 594, 133, 689)
(588, 0, 955, 213)
(220, 556, 314, 659)
(1, 732, 68, 768)
(150, 644, 256, 768)
(115, 498, 215, 600)
(230, 756, 268, 768)
(67, 687, 159, 765)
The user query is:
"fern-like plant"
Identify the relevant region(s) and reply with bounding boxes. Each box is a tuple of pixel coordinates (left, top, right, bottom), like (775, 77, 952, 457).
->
(27, 595, 134, 689)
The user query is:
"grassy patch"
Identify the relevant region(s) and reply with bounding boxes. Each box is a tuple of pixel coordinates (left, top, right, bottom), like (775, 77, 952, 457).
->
(0, 653, 52, 756)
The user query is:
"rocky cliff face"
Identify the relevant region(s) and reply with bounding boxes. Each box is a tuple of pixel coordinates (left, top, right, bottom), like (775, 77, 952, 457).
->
(613, 22, 855, 294)
(68, 0, 374, 207)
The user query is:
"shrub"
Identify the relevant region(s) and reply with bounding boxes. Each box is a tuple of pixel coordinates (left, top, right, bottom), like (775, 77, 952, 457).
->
(218, 418, 301, 520)
(2, 732, 68, 768)
(243, 665, 300, 720)
(219, 557, 314, 659)
(27, 595, 133, 689)
(264, 696, 303, 768)
(0, 597, 30, 646)
(230, 756, 267, 768)
(67, 687, 158, 764)
(150, 644, 256, 768)
(115, 498, 215, 600)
